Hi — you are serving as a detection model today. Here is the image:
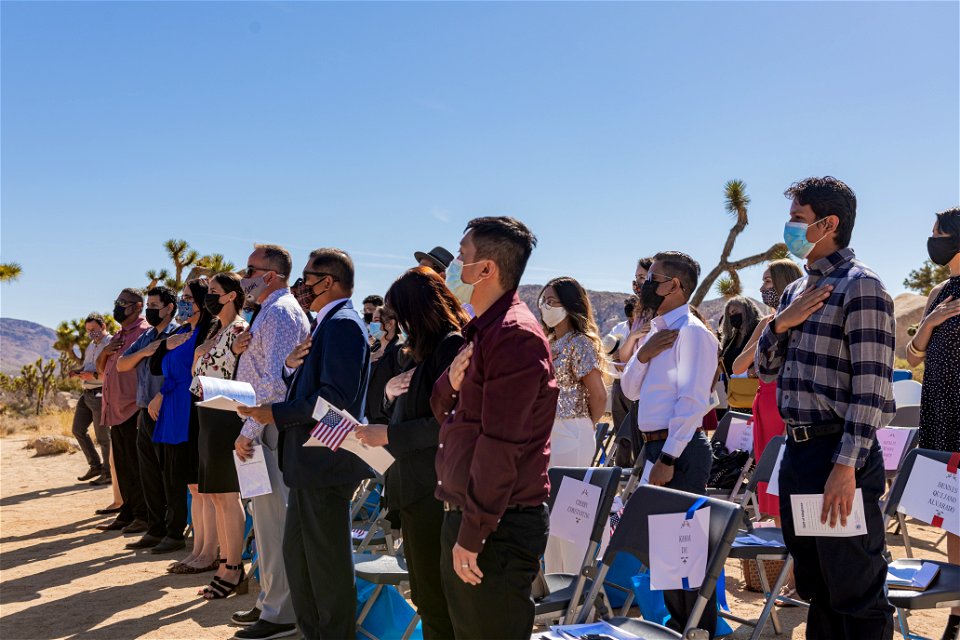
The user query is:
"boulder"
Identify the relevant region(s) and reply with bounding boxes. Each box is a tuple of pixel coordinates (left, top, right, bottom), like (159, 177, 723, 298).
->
(894, 292, 928, 359)
(29, 435, 78, 456)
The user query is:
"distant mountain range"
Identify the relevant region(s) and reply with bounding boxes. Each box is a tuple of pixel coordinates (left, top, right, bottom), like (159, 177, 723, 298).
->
(0, 318, 59, 375)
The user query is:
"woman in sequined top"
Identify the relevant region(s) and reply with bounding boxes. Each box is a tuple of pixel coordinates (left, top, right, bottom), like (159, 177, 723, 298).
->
(538, 276, 607, 468)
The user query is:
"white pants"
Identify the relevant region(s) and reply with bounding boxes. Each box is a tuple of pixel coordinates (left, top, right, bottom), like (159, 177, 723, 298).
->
(548, 416, 596, 468)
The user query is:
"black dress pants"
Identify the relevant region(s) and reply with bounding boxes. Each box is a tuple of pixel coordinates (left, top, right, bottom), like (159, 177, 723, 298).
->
(440, 505, 548, 640)
(110, 413, 146, 523)
(159, 440, 193, 541)
(779, 434, 894, 640)
(283, 483, 359, 640)
(399, 494, 454, 640)
(136, 409, 168, 539)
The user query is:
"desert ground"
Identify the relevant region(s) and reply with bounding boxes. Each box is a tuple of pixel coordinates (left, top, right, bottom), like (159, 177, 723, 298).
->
(0, 435, 953, 640)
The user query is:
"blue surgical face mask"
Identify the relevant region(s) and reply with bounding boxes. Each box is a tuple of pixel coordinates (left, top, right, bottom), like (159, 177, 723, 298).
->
(241, 309, 255, 324)
(445, 258, 486, 306)
(368, 321, 384, 340)
(783, 219, 828, 259)
(176, 299, 194, 322)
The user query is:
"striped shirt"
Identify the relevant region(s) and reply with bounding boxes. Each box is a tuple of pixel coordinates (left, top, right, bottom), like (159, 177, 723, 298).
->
(756, 248, 896, 469)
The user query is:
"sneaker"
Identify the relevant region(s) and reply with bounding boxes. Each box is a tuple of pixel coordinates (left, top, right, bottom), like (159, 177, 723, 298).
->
(233, 620, 297, 640)
(231, 606, 262, 626)
(78, 466, 103, 482)
(90, 473, 112, 486)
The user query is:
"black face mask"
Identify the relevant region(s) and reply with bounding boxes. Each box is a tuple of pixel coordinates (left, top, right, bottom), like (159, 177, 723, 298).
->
(639, 279, 667, 314)
(927, 236, 959, 267)
(204, 293, 225, 316)
(145, 308, 167, 327)
(113, 305, 128, 322)
(729, 313, 743, 330)
(363, 312, 374, 324)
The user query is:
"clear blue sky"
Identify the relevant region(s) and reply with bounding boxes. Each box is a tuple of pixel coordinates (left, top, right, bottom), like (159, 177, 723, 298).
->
(2, 1, 957, 329)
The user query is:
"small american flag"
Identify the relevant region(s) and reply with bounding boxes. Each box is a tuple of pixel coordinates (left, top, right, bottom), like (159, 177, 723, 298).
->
(309, 407, 359, 450)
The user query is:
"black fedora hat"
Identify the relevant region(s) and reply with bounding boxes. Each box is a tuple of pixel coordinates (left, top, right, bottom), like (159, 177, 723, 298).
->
(414, 246, 454, 271)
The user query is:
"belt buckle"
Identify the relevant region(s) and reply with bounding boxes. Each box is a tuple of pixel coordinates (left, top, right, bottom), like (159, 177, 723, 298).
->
(792, 425, 812, 443)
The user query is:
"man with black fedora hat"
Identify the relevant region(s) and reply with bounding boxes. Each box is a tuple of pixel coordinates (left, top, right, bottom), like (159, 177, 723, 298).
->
(414, 245, 454, 277)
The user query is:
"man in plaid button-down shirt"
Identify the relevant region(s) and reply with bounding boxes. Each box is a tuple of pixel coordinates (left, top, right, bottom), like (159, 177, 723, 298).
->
(757, 176, 895, 639)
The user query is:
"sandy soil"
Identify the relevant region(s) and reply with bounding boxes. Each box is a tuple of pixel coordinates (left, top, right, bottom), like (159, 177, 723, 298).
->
(0, 435, 954, 639)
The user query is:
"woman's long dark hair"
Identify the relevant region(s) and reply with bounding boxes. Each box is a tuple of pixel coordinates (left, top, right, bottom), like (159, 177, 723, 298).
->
(385, 267, 470, 364)
(186, 279, 217, 343)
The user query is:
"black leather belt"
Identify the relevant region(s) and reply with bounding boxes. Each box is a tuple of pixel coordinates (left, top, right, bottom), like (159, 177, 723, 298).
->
(787, 421, 843, 443)
(443, 501, 543, 513)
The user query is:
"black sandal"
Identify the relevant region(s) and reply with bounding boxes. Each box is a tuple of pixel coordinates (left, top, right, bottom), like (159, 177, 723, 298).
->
(200, 563, 248, 599)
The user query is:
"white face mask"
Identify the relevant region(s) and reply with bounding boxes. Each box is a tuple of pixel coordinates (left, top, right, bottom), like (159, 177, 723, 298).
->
(539, 302, 568, 328)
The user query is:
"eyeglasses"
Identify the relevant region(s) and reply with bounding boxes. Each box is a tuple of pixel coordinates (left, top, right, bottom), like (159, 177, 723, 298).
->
(243, 265, 276, 278)
(113, 299, 138, 308)
(301, 271, 339, 284)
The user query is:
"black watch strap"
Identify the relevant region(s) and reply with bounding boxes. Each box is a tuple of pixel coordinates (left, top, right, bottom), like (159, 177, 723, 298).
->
(658, 452, 678, 467)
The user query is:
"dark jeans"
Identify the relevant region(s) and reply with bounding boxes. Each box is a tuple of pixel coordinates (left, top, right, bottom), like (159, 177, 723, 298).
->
(137, 410, 169, 539)
(160, 441, 192, 541)
(284, 484, 359, 640)
(72, 389, 108, 469)
(642, 432, 718, 637)
(399, 495, 454, 640)
(111, 413, 146, 523)
(779, 434, 894, 640)
(440, 505, 548, 640)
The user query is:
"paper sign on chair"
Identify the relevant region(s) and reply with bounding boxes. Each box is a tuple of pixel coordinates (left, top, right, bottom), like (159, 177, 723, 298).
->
(648, 506, 711, 591)
(897, 455, 959, 536)
(550, 475, 601, 548)
(725, 418, 754, 453)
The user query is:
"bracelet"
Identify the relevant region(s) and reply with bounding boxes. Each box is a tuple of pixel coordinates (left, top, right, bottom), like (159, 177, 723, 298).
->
(907, 340, 926, 359)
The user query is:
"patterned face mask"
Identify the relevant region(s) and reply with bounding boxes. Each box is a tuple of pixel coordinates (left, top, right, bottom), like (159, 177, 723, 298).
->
(291, 278, 319, 314)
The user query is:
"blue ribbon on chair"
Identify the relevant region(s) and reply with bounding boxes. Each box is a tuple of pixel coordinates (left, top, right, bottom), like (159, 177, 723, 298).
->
(681, 496, 709, 590)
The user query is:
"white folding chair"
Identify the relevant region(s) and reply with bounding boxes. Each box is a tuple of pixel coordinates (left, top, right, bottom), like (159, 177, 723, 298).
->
(891, 379, 922, 407)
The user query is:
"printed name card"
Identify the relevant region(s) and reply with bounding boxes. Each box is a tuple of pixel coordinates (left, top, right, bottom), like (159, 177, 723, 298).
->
(725, 418, 754, 454)
(766, 443, 786, 497)
(898, 454, 959, 536)
(877, 427, 916, 472)
(648, 504, 711, 590)
(549, 475, 601, 548)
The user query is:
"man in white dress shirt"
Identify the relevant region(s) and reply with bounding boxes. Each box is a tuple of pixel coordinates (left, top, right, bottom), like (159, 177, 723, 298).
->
(620, 250, 720, 637)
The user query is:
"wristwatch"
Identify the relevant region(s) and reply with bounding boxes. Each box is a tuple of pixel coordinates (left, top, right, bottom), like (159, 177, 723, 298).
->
(658, 452, 678, 467)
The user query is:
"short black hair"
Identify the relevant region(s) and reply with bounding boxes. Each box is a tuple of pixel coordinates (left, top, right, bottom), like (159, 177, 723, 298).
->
(84, 313, 106, 328)
(147, 285, 177, 308)
(308, 248, 355, 293)
(935, 207, 960, 244)
(624, 295, 639, 318)
(465, 216, 537, 290)
(363, 295, 384, 307)
(120, 287, 144, 303)
(255, 243, 293, 280)
(653, 251, 700, 300)
(784, 176, 857, 248)
(637, 257, 654, 271)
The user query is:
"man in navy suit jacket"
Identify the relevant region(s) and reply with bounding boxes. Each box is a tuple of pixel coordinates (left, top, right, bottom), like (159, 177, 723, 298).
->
(240, 248, 373, 640)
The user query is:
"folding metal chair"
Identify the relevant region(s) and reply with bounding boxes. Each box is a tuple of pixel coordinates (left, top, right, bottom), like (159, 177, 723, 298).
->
(722, 436, 806, 639)
(881, 448, 960, 640)
(354, 552, 420, 640)
(592, 422, 613, 466)
(891, 379, 923, 407)
(708, 410, 755, 502)
(889, 405, 921, 429)
(879, 427, 920, 557)
(575, 485, 744, 639)
(533, 466, 623, 625)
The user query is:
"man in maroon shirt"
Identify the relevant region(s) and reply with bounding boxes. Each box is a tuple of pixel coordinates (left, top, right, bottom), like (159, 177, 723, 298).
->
(431, 217, 558, 639)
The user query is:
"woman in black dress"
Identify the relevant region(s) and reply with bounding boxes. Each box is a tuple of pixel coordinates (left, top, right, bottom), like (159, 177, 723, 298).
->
(905, 207, 960, 640)
(190, 272, 249, 599)
(355, 267, 469, 640)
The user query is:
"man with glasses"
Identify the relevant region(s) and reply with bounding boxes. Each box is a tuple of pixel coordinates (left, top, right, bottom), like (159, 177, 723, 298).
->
(95, 288, 151, 534)
(239, 248, 373, 640)
(620, 251, 720, 637)
(228, 244, 308, 640)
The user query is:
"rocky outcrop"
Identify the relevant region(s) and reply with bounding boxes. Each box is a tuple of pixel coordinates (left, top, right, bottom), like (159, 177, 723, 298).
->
(27, 435, 78, 456)
(894, 292, 928, 359)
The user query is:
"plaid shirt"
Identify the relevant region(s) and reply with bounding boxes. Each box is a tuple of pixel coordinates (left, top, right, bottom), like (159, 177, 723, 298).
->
(756, 248, 896, 469)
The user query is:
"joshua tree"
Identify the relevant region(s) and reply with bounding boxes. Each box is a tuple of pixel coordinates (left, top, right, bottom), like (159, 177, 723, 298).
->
(146, 268, 170, 289)
(691, 180, 789, 306)
(163, 239, 200, 290)
(0, 262, 23, 282)
(53, 315, 120, 366)
(194, 253, 237, 277)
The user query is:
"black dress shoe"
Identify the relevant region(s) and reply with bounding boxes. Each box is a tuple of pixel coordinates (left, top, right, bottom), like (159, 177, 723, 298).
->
(233, 620, 297, 640)
(121, 519, 149, 534)
(96, 519, 131, 531)
(231, 606, 261, 626)
(125, 535, 162, 550)
(149, 537, 186, 554)
(78, 466, 103, 482)
(90, 474, 112, 486)
(95, 506, 122, 515)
